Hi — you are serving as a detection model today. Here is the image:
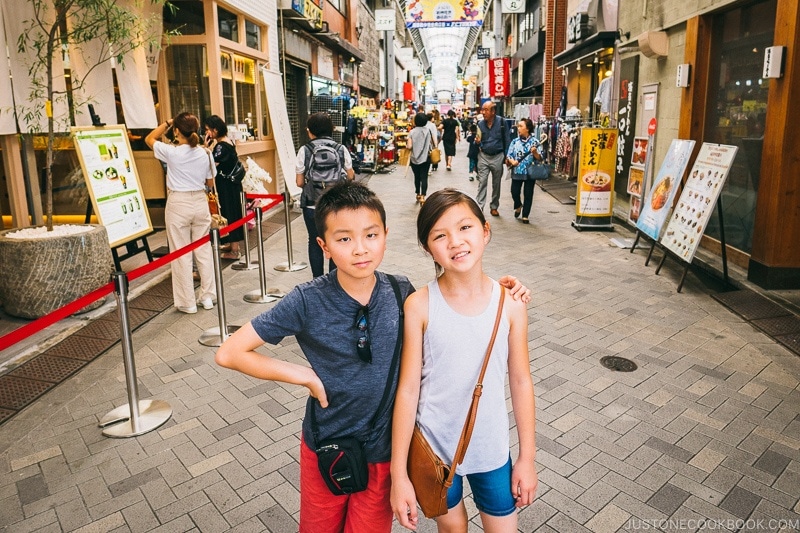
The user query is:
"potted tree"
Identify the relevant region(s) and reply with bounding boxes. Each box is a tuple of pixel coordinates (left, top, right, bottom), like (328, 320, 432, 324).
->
(0, 0, 166, 319)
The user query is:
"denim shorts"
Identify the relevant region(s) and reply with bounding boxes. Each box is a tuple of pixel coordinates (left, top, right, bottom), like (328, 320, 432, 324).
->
(446, 456, 516, 517)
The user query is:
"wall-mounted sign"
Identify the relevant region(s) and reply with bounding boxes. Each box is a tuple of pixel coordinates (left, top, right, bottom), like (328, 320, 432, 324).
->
(477, 47, 490, 59)
(72, 125, 153, 248)
(406, 0, 484, 28)
(375, 9, 396, 31)
(305, 0, 323, 29)
(567, 12, 591, 43)
(488, 57, 509, 97)
(502, 0, 526, 14)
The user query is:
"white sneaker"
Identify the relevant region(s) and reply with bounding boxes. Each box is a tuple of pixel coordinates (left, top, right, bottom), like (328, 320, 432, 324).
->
(177, 305, 197, 314)
(198, 297, 215, 310)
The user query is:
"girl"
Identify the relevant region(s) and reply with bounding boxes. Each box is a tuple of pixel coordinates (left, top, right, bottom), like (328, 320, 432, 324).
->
(391, 189, 538, 532)
(506, 118, 542, 224)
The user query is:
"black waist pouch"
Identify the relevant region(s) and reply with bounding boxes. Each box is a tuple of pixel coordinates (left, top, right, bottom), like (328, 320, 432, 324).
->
(315, 436, 368, 495)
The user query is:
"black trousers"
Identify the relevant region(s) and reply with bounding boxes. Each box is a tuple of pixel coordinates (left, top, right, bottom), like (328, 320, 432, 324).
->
(411, 161, 431, 196)
(511, 179, 536, 218)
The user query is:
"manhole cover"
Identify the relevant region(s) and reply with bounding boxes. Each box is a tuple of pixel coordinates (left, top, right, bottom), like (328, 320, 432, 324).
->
(600, 356, 637, 372)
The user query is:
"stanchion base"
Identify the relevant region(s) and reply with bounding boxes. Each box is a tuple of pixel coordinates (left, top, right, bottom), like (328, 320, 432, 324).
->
(274, 261, 308, 272)
(266, 288, 286, 298)
(244, 290, 278, 304)
(199, 325, 241, 347)
(99, 399, 172, 438)
(231, 260, 259, 271)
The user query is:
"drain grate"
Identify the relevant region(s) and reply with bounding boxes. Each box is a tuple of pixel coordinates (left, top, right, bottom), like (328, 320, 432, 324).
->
(0, 376, 53, 410)
(752, 315, 800, 337)
(712, 290, 790, 320)
(775, 332, 800, 356)
(9, 355, 86, 383)
(600, 356, 638, 372)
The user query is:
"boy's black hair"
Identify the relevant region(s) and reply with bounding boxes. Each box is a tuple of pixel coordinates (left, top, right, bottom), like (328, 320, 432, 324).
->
(469, 124, 477, 133)
(314, 181, 387, 238)
(307, 112, 334, 138)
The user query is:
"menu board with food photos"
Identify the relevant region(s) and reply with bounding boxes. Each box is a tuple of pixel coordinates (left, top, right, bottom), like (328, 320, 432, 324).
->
(660, 143, 738, 263)
(72, 125, 153, 248)
(635, 139, 696, 240)
(626, 137, 648, 224)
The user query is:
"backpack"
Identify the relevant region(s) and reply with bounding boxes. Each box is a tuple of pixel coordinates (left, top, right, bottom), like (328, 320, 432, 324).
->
(302, 138, 346, 205)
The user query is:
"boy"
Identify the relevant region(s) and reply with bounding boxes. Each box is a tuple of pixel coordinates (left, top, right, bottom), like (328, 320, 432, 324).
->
(215, 181, 529, 532)
(466, 124, 479, 181)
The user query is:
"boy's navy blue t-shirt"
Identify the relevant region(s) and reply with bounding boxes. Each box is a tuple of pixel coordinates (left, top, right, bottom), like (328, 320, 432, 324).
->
(251, 270, 414, 463)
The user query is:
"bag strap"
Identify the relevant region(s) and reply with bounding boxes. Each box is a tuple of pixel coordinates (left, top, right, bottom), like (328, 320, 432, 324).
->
(445, 287, 505, 484)
(310, 274, 404, 443)
(204, 148, 221, 198)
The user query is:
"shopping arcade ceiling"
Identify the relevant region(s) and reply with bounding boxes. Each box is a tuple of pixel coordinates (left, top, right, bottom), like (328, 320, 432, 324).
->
(395, 0, 483, 97)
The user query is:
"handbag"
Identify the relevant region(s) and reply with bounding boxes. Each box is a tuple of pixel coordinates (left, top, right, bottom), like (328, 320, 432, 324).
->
(206, 152, 227, 229)
(220, 159, 246, 183)
(527, 162, 550, 180)
(312, 276, 404, 495)
(427, 131, 441, 165)
(407, 288, 506, 518)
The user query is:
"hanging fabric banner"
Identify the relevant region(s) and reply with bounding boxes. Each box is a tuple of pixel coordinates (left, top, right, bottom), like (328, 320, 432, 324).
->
(488, 58, 510, 98)
(405, 0, 484, 28)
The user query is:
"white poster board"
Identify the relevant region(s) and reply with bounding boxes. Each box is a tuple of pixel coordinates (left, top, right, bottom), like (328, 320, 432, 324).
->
(262, 69, 300, 196)
(72, 125, 153, 248)
(660, 143, 738, 263)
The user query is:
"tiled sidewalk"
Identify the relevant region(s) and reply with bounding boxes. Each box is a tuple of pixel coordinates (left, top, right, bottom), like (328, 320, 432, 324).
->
(1, 146, 799, 532)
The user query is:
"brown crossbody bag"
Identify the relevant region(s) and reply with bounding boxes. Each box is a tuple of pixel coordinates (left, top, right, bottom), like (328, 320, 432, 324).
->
(407, 288, 505, 518)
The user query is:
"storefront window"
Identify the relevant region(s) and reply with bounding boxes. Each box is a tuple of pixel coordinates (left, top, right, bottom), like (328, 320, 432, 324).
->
(221, 52, 258, 139)
(163, 0, 205, 35)
(328, 0, 343, 13)
(166, 45, 211, 121)
(703, 0, 776, 254)
(218, 7, 239, 42)
(245, 20, 261, 51)
(259, 65, 270, 137)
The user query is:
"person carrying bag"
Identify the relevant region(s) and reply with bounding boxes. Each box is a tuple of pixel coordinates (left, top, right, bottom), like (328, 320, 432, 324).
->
(507, 118, 547, 224)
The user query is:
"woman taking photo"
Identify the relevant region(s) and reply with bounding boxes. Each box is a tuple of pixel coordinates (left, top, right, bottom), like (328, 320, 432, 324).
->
(506, 118, 542, 224)
(408, 112, 434, 204)
(204, 115, 244, 260)
(146, 112, 216, 313)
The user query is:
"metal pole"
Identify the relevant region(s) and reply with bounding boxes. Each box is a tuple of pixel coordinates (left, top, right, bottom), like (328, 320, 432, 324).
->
(274, 189, 308, 272)
(232, 191, 258, 271)
(200, 228, 241, 346)
(245, 205, 279, 303)
(99, 272, 171, 438)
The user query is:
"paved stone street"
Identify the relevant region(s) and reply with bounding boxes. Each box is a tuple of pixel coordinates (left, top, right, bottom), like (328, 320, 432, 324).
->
(1, 141, 799, 532)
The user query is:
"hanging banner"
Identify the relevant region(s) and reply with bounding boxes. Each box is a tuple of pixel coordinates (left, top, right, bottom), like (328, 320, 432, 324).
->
(489, 58, 510, 98)
(616, 56, 639, 197)
(661, 143, 738, 263)
(574, 128, 618, 228)
(635, 139, 696, 241)
(405, 0, 484, 28)
(72, 125, 153, 248)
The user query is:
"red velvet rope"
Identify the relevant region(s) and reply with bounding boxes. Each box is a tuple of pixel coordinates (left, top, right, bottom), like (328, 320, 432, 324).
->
(0, 195, 286, 352)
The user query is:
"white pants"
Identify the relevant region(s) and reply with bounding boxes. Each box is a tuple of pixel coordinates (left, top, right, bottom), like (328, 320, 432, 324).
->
(165, 191, 216, 309)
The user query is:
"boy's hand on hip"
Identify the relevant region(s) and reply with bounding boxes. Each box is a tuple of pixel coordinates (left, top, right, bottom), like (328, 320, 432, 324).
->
(305, 370, 328, 408)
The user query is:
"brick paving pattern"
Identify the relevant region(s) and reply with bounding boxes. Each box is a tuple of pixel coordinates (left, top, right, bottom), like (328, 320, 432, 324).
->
(1, 145, 799, 532)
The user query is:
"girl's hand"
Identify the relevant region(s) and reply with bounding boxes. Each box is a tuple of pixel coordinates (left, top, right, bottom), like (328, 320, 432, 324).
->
(391, 477, 419, 530)
(498, 275, 532, 303)
(511, 458, 538, 508)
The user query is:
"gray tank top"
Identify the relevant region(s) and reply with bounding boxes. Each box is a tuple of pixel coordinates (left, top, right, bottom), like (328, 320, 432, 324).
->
(416, 279, 510, 475)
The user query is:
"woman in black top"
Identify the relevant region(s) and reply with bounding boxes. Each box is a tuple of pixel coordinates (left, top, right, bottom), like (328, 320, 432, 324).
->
(441, 109, 461, 170)
(204, 115, 244, 259)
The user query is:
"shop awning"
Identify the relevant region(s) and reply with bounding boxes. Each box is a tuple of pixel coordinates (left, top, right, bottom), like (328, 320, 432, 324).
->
(554, 31, 618, 68)
(315, 31, 366, 63)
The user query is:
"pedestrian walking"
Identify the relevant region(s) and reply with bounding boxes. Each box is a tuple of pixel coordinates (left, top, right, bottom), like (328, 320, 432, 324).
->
(506, 118, 542, 224)
(441, 110, 461, 171)
(408, 112, 434, 204)
(474, 101, 510, 216)
(465, 124, 479, 181)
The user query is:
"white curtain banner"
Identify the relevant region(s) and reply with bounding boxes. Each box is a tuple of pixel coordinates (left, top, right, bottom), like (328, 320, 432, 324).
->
(0, 5, 17, 134)
(116, 46, 158, 129)
(262, 68, 300, 196)
(68, 35, 116, 127)
(3, 0, 70, 133)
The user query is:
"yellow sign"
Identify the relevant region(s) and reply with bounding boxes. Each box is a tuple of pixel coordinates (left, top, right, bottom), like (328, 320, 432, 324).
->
(576, 128, 618, 218)
(305, 0, 323, 30)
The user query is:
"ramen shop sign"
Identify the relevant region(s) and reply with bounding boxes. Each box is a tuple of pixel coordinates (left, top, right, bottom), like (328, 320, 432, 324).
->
(489, 58, 509, 97)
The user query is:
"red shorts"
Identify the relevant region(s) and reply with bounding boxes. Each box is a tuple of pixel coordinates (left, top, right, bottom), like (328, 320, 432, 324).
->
(299, 438, 392, 533)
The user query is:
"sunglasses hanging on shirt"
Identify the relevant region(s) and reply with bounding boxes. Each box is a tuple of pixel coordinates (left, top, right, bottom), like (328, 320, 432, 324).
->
(355, 306, 371, 363)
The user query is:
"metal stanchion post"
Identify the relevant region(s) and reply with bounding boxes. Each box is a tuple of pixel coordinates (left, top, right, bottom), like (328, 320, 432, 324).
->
(232, 191, 258, 271)
(244, 206, 279, 303)
(200, 228, 241, 346)
(99, 272, 172, 438)
(274, 189, 308, 272)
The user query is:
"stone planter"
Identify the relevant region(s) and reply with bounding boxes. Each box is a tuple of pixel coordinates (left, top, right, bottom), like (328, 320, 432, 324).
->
(0, 225, 114, 319)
